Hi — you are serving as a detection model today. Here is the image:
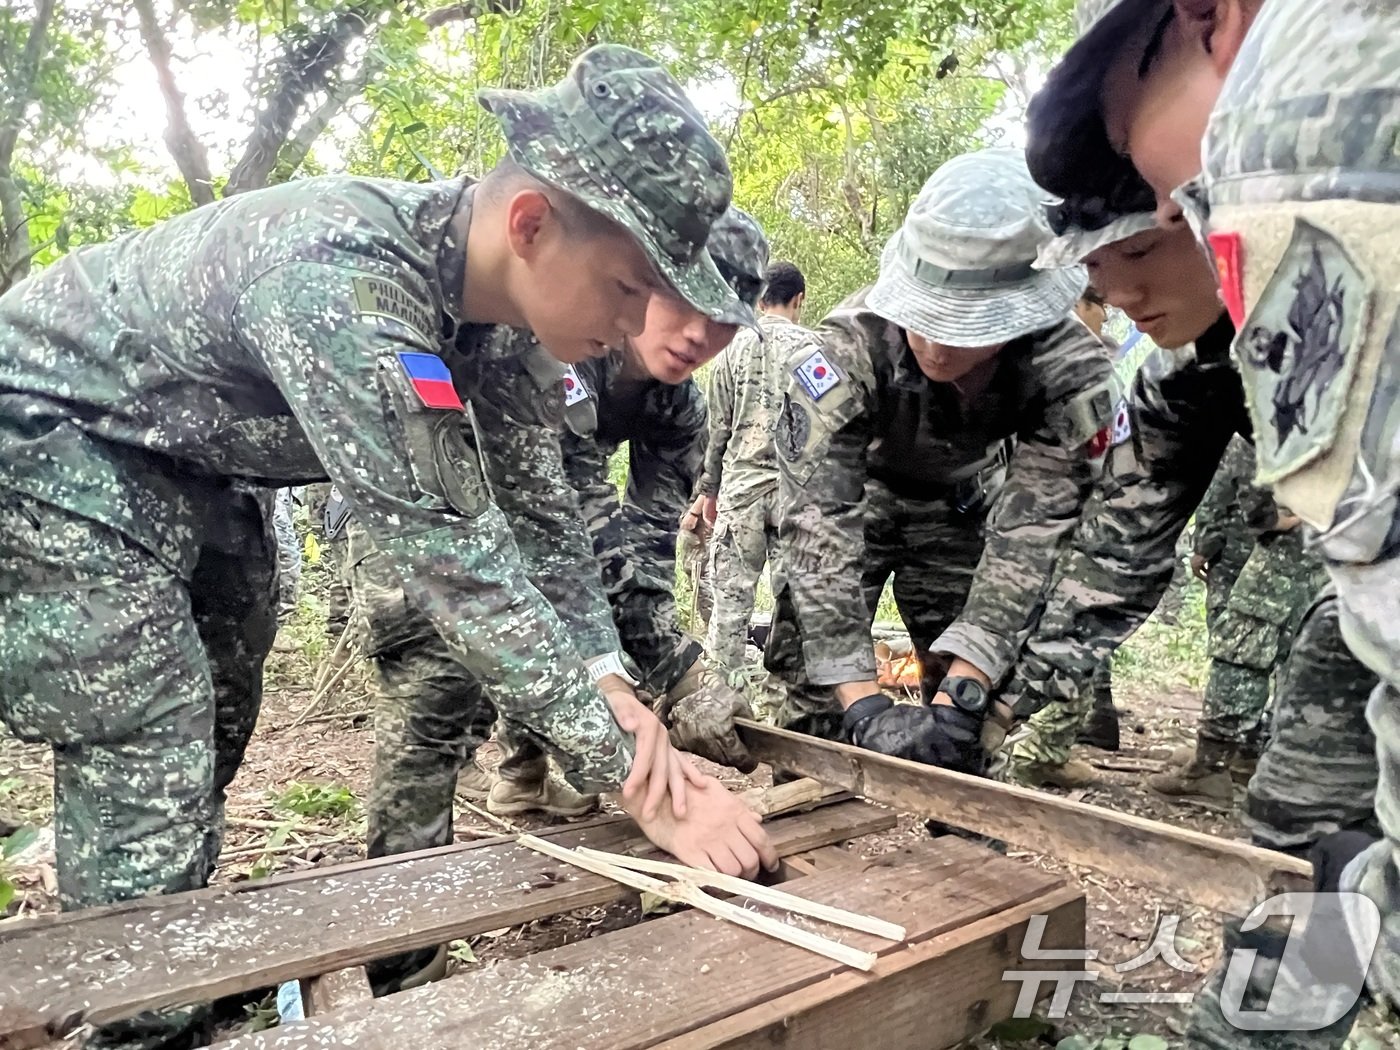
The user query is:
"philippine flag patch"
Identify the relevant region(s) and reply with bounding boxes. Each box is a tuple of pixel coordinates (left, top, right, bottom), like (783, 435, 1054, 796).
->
(794, 350, 841, 401)
(562, 365, 590, 407)
(396, 351, 463, 411)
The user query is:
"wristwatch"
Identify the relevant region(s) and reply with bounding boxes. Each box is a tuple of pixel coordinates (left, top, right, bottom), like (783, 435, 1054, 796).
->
(586, 651, 638, 686)
(939, 675, 990, 717)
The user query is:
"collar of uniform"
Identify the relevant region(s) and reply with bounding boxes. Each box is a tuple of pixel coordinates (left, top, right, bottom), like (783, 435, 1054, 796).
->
(1193, 311, 1236, 369)
(435, 177, 477, 336)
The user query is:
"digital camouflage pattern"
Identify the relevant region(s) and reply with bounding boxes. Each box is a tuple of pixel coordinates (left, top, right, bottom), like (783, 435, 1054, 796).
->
(272, 488, 301, 621)
(480, 44, 751, 328)
(701, 311, 822, 672)
(0, 175, 634, 792)
(0, 486, 277, 1047)
(561, 349, 707, 696)
(1195, 0, 1400, 1010)
(303, 482, 351, 638)
(766, 284, 1111, 735)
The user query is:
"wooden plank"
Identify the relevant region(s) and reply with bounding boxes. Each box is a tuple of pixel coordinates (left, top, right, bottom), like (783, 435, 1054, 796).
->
(219, 837, 1079, 1050)
(0, 801, 893, 1047)
(301, 968, 373, 1016)
(739, 719, 1314, 915)
(660, 887, 1086, 1050)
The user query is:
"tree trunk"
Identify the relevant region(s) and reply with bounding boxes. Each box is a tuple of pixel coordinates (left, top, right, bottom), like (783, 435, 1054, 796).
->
(133, 0, 216, 206)
(0, 0, 58, 292)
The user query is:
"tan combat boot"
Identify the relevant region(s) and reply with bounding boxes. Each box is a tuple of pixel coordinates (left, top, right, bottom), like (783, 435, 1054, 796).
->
(1016, 757, 1097, 790)
(456, 763, 493, 801)
(1148, 738, 1235, 803)
(487, 761, 597, 819)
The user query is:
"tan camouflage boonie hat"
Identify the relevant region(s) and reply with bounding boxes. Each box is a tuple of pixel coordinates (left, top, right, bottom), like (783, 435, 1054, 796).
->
(479, 44, 756, 329)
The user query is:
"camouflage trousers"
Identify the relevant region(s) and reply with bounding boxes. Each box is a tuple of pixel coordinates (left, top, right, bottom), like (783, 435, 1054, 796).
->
(273, 488, 301, 621)
(1200, 531, 1329, 747)
(1183, 591, 1379, 1049)
(703, 489, 778, 674)
(0, 486, 277, 1048)
(1011, 660, 1115, 768)
(767, 481, 984, 740)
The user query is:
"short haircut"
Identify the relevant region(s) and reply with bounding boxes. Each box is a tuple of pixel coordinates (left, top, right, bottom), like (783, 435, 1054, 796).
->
(481, 156, 630, 242)
(760, 260, 805, 307)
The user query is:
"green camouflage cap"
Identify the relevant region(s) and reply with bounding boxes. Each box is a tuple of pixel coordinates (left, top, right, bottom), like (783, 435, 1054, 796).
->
(479, 44, 756, 328)
(1025, 0, 1164, 213)
(706, 206, 769, 321)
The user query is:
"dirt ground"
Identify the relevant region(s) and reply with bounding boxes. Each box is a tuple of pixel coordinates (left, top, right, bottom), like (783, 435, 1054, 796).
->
(2, 585, 1398, 1048)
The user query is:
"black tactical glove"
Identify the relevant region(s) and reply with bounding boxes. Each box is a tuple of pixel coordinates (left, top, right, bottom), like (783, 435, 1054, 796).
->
(843, 695, 986, 775)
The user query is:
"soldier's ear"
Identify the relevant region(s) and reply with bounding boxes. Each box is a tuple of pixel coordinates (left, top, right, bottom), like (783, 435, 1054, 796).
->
(504, 189, 554, 260)
(1173, 0, 1254, 77)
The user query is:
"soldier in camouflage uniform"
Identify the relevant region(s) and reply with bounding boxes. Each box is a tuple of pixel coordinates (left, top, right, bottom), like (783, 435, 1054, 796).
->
(1026, 0, 1395, 1042)
(694, 260, 822, 676)
(272, 488, 301, 622)
(1152, 438, 1330, 802)
(0, 45, 776, 1045)
(303, 481, 352, 643)
(1006, 202, 1238, 785)
(560, 207, 770, 773)
(765, 148, 1114, 776)
(357, 207, 770, 992)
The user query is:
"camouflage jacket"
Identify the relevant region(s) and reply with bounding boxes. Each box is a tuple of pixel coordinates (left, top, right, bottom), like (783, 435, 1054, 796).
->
(0, 175, 632, 791)
(1007, 315, 1253, 715)
(775, 285, 1114, 686)
(700, 311, 822, 510)
(560, 350, 708, 694)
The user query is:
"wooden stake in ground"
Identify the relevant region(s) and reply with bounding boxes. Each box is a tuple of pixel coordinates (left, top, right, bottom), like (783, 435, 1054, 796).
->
(738, 719, 1313, 916)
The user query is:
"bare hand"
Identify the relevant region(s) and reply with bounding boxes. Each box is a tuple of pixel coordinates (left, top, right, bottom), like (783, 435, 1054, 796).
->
(606, 687, 704, 821)
(701, 493, 718, 526)
(623, 775, 778, 878)
(1189, 552, 1209, 581)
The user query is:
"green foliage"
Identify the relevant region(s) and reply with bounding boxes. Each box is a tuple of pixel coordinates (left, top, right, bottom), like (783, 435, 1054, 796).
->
(1112, 581, 1209, 695)
(0, 824, 39, 913)
(274, 781, 358, 820)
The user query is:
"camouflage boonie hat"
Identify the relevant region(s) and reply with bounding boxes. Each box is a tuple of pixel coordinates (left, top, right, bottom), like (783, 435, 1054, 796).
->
(1025, 0, 1166, 211)
(1035, 209, 1156, 269)
(706, 206, 769, 318)
(479, 44, 756, 329)
(866, 148, 1086, 346)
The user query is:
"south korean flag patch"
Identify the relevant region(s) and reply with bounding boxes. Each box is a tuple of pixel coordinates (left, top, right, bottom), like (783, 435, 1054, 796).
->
(1110, 399, 1132, 446)
(794, 350, 842, 401)
(562, 365, 590, 407)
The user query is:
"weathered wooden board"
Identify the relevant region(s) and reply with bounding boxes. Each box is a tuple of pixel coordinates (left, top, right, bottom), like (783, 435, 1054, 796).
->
(740, 718, 1313, 914)
(0, 801, 893, 1047)
(219, 836, 1082, 1050)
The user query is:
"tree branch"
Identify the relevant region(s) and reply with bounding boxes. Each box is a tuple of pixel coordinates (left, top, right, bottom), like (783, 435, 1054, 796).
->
(422, 0, 523, 29)
(0, 0, 57, 291)
(133, 0, 216, 206)
(224, 6, 374, 196)
(269, 49, 383, 185)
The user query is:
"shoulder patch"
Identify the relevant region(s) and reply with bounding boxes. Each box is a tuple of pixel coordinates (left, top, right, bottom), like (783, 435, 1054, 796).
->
(793, 350, 842, 401)
(562, 365, 591, 407)
(1111, 400, 1132, 446)
(396, 351, 463, 410)
(353, 275, 436, 343)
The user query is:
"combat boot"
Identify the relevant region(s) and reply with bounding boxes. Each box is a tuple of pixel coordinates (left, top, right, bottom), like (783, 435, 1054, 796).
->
(1076, 700, 1120, 751)
(488, 761, 597, 819)
(1016, 758, 1097, 790)
(368, 944, 449, 997)
(1148, 737, 1235, 803)
(456, 763, 493, 801)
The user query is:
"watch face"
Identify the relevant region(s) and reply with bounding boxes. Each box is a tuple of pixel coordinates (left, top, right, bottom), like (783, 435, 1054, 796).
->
(948, 677, 989, 715)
